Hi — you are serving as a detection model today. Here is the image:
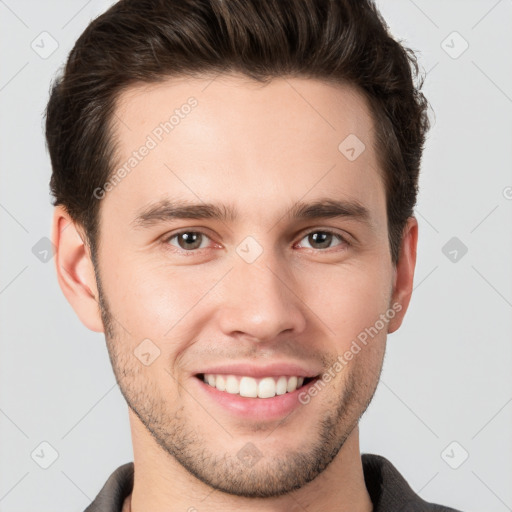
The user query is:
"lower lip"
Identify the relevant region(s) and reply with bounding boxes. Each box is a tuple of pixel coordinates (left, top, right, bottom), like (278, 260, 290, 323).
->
(193, 376, 318, 421)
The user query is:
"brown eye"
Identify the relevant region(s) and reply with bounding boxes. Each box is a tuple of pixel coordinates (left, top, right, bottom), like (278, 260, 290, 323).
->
(298, 230, 347, 250)
(166, 231, 209, 251)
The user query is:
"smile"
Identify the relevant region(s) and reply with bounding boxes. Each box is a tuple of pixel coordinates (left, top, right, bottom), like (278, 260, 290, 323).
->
(199, 374, 314, 399)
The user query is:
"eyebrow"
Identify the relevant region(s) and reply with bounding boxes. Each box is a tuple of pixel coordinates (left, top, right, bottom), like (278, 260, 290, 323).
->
(131, 197, 373, 229)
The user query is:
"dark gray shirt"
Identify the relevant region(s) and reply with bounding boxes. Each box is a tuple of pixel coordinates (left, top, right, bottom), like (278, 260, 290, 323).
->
(84, 453, 462, 511)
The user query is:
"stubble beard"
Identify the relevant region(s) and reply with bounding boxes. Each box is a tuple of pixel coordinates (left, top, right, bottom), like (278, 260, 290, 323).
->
(94, 266, 381, 498)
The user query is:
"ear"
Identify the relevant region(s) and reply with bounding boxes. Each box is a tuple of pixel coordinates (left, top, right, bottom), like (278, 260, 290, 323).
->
(52, 205, 104, 332)
(387, 216, 418, 334)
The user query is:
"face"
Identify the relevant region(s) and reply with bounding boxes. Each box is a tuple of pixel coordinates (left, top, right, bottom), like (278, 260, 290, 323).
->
(78, 74, 413, 497)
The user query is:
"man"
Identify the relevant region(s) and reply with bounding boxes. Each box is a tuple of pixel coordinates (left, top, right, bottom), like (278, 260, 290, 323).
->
(46, 0, 461, 510)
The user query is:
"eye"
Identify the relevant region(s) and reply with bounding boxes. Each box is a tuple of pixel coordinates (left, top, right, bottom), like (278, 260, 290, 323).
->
(164, 230, 212, 252)
(296, 229, 349, 251)
(162, 228, 350, 255)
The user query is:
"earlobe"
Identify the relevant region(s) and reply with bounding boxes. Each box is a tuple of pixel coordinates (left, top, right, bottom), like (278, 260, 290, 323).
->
(52, 205, 105, 333)
(387, 216, 418, 334)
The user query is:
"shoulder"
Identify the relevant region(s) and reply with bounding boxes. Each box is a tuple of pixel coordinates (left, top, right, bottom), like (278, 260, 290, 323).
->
(83, 462, 134, 512)
(362, 453, 463, 512)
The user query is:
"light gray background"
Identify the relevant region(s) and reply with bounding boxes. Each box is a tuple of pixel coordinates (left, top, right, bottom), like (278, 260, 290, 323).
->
(1, 1, 511, 511)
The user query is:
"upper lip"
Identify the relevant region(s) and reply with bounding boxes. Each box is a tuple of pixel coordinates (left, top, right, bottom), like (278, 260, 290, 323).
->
(194, 362, 320, 379)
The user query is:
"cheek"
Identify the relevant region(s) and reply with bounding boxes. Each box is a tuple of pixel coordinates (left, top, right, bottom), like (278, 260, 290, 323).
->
(101, 255, 224, 341)
(100, 241, 392, 349)
(299, 260, 392, 344)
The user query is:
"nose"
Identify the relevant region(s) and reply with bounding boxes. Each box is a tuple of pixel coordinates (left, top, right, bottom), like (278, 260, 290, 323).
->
(217, 252, 307, 344)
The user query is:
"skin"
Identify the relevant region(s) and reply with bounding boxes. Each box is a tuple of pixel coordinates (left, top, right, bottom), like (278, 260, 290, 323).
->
(52, 74, 417, 512)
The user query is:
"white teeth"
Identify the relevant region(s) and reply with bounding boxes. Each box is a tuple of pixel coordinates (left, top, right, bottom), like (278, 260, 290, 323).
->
(286, 376, 298, 393)
(216, 374, 226, 392)
(203, 374, 308, 398)
(276, 376, 288, 395)
(225, 375, 239, 394)
(258, 377, 276, 398)
(239, 376, 258, 397)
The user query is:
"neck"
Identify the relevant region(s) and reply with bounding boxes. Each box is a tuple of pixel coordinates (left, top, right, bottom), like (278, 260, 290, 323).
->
(127, 411, 373, 512)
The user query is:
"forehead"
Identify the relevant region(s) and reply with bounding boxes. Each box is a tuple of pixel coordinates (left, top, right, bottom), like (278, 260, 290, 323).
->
(105, 73, 385, 230)
(114, 73, 376, 145)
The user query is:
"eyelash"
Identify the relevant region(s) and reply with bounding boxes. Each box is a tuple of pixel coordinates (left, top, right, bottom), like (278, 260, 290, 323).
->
(162, 228, 351, 255)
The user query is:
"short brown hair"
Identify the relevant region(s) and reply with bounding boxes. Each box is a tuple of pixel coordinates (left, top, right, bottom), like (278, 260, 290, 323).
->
(46, 0, 430, 265)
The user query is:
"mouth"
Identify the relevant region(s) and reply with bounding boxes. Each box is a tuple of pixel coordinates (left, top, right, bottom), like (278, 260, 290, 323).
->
(195, 373, 319, 399)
